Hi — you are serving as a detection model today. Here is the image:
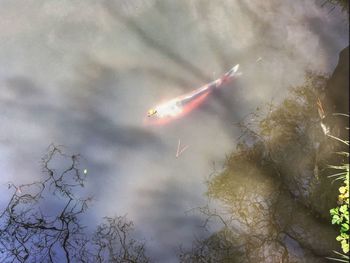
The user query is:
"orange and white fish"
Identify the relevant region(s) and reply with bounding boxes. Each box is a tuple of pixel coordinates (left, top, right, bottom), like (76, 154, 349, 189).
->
(145, 64, 241, 125)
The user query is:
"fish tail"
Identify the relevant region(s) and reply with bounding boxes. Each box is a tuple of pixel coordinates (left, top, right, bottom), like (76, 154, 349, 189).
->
(225, 64, 242, 78)
(214, 64, 241, 88)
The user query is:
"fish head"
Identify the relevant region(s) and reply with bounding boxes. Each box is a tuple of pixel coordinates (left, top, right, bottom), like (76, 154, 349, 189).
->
(147, 108, 158, 117)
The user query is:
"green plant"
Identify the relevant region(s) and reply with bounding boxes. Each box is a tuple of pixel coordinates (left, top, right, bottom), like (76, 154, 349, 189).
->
(330, 203, 349, 253)
(327, 116, 349, 257)
(326, 250, 349, 262)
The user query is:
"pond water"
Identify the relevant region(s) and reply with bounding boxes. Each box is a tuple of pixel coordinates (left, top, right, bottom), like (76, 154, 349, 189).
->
(0, 0, 348, 262)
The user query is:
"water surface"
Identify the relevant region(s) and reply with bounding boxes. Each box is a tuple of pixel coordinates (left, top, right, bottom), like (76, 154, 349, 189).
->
(0, 0, 348, 261)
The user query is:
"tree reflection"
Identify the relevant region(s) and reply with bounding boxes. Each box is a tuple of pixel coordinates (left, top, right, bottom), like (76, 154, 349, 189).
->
(0, 145, 149, 263)
(179, 72, 347, 262)
(179, 228, 241, 263)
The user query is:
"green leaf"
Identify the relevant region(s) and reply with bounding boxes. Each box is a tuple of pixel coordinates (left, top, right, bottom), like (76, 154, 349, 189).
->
(339, 205, 348, 213)
(328, 165, 348, 170)
(336, 235, 343, 241)
(332, 215, 340, 224)
(340, 232, 349, 238)
(341, 240, 349, 254)
(326, 257, 349, 263)
(336, 151, 350, 157)
(330, 208, 339, 215)
(339, 187, 347, 194)
(341, 223, 349, 232)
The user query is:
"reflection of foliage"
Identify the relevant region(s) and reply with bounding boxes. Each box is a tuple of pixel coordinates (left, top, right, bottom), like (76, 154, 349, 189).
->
(178, 228, 240, 263)
(179, 205, 243, 263)
(180, 73, 343, 262)
(0, 145, 149, 263)
(90, 216, 149, 263)
(259, 74, 327, 142)
(322, 0, 349, 13)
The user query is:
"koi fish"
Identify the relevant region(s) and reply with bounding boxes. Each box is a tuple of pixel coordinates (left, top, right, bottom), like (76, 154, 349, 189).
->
(145, 64, 241, 125)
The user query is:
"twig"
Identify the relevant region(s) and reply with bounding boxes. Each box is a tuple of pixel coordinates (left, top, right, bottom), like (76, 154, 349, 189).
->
(176, 139, 189, 158)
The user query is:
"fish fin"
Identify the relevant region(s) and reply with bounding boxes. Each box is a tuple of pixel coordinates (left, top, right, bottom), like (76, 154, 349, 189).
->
(232, 64, 239, 73)
(226, 64, 241, 78)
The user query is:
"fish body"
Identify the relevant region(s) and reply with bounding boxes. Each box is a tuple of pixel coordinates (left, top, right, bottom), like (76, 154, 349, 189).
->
(146, 64, 241, 125)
